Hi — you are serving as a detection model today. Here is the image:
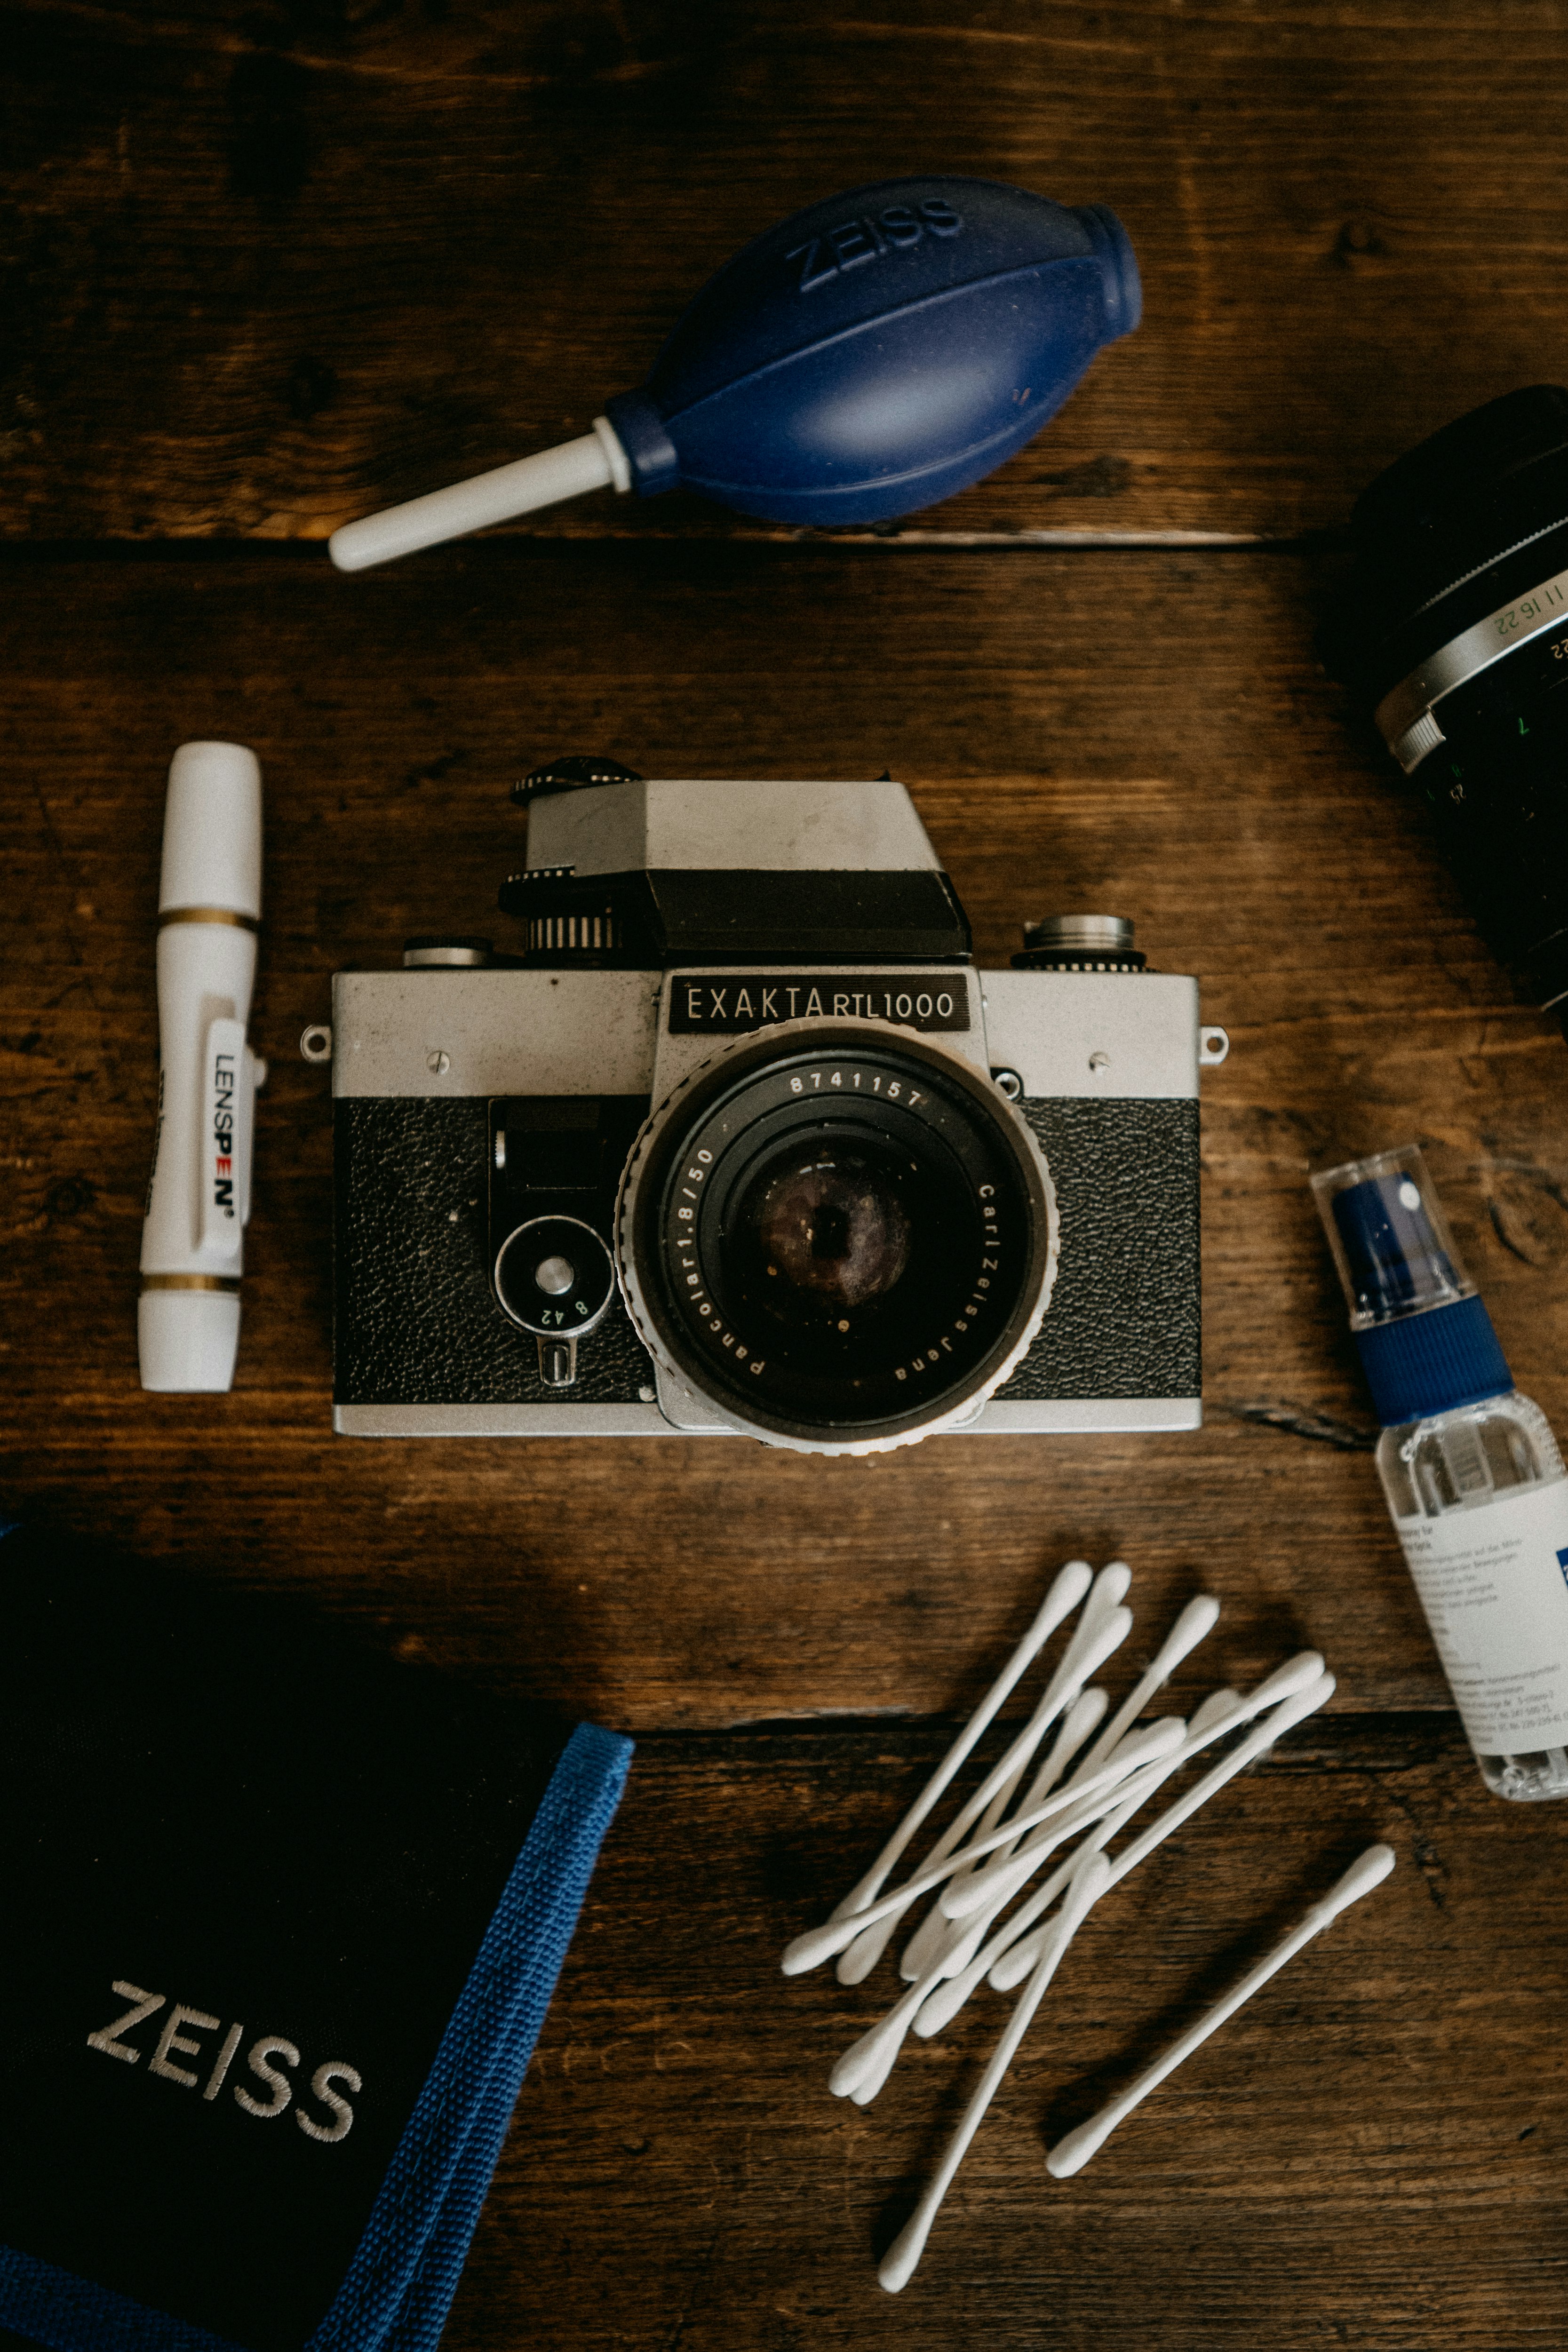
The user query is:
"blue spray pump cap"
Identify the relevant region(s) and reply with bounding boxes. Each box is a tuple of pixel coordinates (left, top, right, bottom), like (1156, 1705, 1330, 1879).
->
(329, 176, 1139, 570)
(1310, 1145, 1513, 1427)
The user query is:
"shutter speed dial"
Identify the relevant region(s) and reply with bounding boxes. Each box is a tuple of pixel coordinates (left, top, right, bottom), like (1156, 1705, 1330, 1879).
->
(493, 1215, 616, 1387)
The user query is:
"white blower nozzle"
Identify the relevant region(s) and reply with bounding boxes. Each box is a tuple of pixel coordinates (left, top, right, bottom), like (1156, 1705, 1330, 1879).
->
(326, 419, 630, 573)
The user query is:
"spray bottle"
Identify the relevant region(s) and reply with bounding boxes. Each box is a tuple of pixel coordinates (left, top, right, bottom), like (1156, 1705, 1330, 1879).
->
(1313, 1144, 1568, 1801)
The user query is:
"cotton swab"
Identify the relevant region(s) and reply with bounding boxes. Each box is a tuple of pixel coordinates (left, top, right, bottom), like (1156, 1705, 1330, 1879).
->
(1068, 1593, 1221, 1784)
(836, 1674, 1083, 1986)
(1111, 1666, 1333, 1866)
(846, 2028, 903, 2107)
(870, 1561, 1127, 1984)
(831, 1562, 1095, 1982)
(1044, 1843, 1396, 2179)
(943, 1652, 1326, 1926)
(896, 1680, 1109, 1987)
(894, 1568, 1130, 1984)
(902, 1590, 1222, 1994)
(877, 1682, 1336, 2281)
(836, 1595, 1134, 1984)
(1072, 1558, 1133, 1633)
(987, 1669, 1336, 1988)
(913, 1687, 1242, 2040)
(827, 1559, 1092, 1930)
(780, 1716, 1183, 1977)
(842, 1752, 1135, 2106)
(893, 1684, 1109, 1998)
(984, 1684, 1333, 1998)
(902, 1591, 1219, 1986)
(927, 1712, 1175, 1977)
(837, 1700, 1111, 2105)
(784, 1707, 1172, 1979)
(828, 1690, 1110, 2102)
(932, 1742, 1188, 1930)
(877, 1849, 1113, 2294)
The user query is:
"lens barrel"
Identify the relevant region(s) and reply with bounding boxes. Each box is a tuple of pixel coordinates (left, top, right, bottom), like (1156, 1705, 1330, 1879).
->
(1323, 385, 1568, 1019)
(616, 1021, 1058, 1453)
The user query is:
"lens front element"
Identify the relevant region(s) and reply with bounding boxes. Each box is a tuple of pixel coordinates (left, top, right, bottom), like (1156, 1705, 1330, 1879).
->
(618, 1021, 1057, 1453)
(741, 1144, 913, 1313)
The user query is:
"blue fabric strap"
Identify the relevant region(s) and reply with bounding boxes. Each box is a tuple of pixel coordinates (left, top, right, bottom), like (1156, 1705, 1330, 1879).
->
(308, 1721, 632, 2352)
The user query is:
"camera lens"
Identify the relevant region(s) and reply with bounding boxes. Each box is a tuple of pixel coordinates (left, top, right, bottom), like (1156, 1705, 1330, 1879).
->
(1322, 385, 1568, 1020)
(617, 1021, 1057, 1453)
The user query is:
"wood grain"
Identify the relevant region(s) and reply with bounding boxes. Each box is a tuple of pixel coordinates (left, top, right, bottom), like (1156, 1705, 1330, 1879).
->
(7, 543, 1568, 1729)
(10, 10, 1568, 2336)
(449, 1714, 1568, 2349)
(7, 1, 1568, 543)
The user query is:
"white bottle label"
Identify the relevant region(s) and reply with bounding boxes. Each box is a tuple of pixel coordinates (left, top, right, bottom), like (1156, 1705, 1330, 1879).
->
(1397, 1479, 1568, 1754)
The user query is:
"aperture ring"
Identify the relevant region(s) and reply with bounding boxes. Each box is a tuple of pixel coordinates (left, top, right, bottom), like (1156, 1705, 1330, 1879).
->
(1375, 562, 1568, 772)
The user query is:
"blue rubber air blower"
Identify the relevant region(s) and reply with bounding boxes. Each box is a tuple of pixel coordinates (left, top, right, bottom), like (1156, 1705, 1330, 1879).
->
(330, 175, 1141, 570)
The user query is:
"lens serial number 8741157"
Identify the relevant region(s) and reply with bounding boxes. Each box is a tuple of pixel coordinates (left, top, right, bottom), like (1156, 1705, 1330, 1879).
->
(789, 1067, 927, 1105)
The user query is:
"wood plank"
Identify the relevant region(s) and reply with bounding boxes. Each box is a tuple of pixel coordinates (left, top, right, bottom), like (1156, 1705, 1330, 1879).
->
(7, 2, 1568, 542)
(451, 1716, 1568, 2348)
(6, 544, 1567, 1728)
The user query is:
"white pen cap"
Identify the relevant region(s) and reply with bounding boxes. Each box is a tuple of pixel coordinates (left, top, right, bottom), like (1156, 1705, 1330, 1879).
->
(138, 1287, 242, 1393)
(159, 742, 263, 919)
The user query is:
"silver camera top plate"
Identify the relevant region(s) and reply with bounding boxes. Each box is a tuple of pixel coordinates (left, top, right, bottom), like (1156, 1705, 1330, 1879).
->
(328, 963, 1203, 1104)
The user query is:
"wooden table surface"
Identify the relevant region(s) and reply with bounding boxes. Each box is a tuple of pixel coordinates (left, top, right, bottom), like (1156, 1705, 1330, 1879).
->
(7, 4, 1568, 2345)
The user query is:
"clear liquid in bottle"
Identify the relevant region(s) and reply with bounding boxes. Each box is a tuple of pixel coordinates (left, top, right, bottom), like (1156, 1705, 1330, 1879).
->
(1313, 1144, 1568, 1803)
(1377, 1392, 1568, 1801)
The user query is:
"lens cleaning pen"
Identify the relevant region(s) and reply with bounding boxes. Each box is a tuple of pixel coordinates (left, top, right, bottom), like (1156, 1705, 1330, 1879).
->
(138, 742, 266, 1393)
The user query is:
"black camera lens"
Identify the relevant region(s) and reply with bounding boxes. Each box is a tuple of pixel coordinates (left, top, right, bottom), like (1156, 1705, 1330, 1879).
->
(1322, 385, 1568, 1021)
(617, 1023, 1056, 1452)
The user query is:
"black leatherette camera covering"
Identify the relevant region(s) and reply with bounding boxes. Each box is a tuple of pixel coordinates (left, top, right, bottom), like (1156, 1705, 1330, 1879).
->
(999, 1097, 1200, 1400)
(335, 1100, 657, 1404)
(336, 1094, 1200, 1408)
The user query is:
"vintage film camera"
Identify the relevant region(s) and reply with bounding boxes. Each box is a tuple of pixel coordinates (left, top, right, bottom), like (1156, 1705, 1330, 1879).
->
(311, 762, 1227, 1454)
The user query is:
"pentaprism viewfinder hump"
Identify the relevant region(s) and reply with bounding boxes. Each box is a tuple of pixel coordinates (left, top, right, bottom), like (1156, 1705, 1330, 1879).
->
(329, 176, 1140, 569)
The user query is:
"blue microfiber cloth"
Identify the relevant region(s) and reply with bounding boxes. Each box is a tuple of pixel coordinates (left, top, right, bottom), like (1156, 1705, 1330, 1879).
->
(0, 1522, 632, 2352)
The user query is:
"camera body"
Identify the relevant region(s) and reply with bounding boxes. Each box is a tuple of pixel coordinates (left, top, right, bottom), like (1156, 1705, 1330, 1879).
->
(325, 769, 1223, 1452)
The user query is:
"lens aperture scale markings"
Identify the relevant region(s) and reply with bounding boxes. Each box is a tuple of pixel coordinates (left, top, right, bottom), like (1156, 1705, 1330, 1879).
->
(1376, 560, 1568, 768)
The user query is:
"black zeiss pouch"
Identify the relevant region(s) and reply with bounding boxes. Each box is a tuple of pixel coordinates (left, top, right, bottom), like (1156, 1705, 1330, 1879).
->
(0, 1523, 632, 2352)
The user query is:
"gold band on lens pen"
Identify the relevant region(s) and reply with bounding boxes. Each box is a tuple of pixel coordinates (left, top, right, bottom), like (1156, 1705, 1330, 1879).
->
(140, 1274, 243, 1294)
(1375, 558, 1568, 774)
(158, 906, 259, 931)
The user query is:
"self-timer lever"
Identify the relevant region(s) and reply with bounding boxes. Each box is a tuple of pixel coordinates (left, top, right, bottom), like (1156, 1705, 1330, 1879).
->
(328, 175, 1140, 570)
